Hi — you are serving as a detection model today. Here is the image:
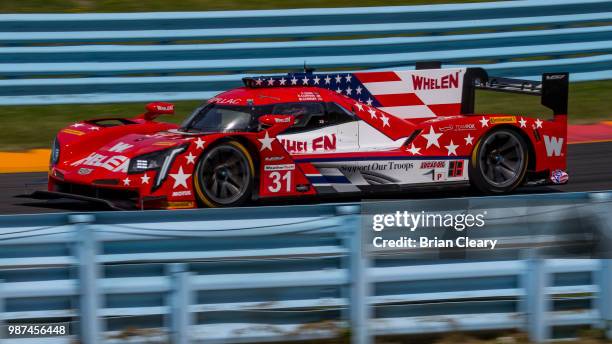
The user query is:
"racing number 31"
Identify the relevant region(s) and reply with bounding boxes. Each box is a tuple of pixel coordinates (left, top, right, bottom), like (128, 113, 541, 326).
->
(267, 171, 292, 193)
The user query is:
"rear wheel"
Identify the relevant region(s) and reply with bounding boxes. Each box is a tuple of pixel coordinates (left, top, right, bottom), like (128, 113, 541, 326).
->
(194, 141, 254, 207)
(469, 129, 528, 194)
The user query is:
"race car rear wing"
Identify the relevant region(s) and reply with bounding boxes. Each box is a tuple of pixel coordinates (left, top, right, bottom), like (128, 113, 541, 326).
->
(461, 67, 569, 116)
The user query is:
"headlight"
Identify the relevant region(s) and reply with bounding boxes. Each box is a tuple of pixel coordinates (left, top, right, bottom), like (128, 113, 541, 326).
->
(128, 150, 168, 173)
(128, 145, 187, 190)
(50, 137, 60, 165)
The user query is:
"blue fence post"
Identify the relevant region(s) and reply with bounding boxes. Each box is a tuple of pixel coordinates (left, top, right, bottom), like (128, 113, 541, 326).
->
(338, 205, 371, 344)
(524, 257, 550, 342)
(168, 263, 192, 344)
(599, 259, 612, 339)
(72, 214, 102, 344)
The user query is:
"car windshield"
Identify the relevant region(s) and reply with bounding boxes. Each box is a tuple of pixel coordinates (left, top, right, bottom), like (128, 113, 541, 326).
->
(181, 104, 266, 133)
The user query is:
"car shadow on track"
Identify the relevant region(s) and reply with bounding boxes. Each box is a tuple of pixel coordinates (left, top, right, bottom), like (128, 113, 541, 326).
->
(13, 185, 563, 213)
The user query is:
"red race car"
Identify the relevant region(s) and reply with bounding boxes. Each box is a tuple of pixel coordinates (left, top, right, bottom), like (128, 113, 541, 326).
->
(39, 64, 569, 209)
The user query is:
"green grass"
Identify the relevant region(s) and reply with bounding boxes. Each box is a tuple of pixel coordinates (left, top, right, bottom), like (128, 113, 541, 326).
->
(0, 0, 494, 13)
(1, 80, 610, 151)
(0, 101, 201, 151)
(475, 79, 612, 123)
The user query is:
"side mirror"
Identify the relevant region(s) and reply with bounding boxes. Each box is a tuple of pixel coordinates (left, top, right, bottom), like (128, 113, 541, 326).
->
(258, 114, 295, 134)
(138, 102, 175, 121)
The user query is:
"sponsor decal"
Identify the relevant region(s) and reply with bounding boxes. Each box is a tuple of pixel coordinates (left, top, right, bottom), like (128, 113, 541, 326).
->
(152, 104, 173, 112)
(455, 123, 476, 131)
(71, 153, 129, 173)
(280, 139, 308, 152)
(274, 117, 292, 123)
(265, 156, 284, 162)
(412, 71, 460, 90)
(543, 135, 564, 157)
(420, 161, 445, 169)
(172, 190, 192, 197)
(297, 91, 323, 102)
(108, 142, 133, 153)
(546, 74, 566, 80)
(78, 168, 93, 175)
(439, 125, 454, 132)
(341, 161, 414, 173)
(425, 115, 463, 123)
(448, 160, 464, 177)
(489, 116, 517, 124)
(264, 164, 296, 171)
(550, 169, 569, 184)
(208, 97, 242, 105)
(280, 134, 336, 152)
(152, 141, 176, 146)
(62, 129, 85, 136)
(166, 201, 195, 208)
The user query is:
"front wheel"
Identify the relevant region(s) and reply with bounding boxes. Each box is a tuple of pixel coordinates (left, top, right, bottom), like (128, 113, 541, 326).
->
(194, 141, 255, 207)
(469, 128, 528, 194)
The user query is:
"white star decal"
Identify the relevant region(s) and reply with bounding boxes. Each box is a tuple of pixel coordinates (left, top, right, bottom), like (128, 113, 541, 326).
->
(422, 126, 442, 149)
(122, 177, 131, 186)
(141, 174, 150, 184)
(169, 166, 191, 189)
(313, 76, 320, 85)
(185, 152, 196, 164)
(519, 117, 527, 128)
(345, 75, 352, 82)
(194, 137, 205, 149)
(534, 118, 543, 128)
(301, 76, 309, 85)
(71, 123, 84, 128)
(479, 117, 489, 128)
(366, 97, 373, 106)
(407, 143, 421, 155)
(258, 131, 275, 151)
(267, 78, 275, 86)
(89, 126, 100, 131)
(346, 86, 352, 95)
(355, 102, 364, 111)
(335, 75, 342, 83)
(356, 86, 362, 95)
(255, 78, 263, 86)
(290, 76, 298, 85)
(445, 140, 459, 156)
(324, 75, 331, 84)
(380, 114, 390, 127)
(368, 108, 377, 119)
(464, 134, 474, 145)
(279, 77, 287, 85)
(336, 88, 342, 94)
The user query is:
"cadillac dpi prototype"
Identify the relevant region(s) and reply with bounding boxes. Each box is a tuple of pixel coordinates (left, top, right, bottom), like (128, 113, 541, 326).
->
(40, 64, 569, 209)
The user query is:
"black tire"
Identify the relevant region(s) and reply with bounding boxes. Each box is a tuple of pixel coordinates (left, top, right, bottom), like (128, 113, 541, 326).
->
(469, 128, 528, 194)
(193, 141, 255, 207)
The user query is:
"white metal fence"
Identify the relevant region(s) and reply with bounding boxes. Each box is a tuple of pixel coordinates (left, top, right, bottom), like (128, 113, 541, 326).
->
(0, 192, 611, 343)
(0, 0, 611, 105)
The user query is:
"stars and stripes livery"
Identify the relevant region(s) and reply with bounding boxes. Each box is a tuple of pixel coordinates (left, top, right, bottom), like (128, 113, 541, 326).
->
(42, 66, 569, 209)
(247, 68, 466, 119)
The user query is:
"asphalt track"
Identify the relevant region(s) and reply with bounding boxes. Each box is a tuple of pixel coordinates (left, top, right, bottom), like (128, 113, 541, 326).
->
(0, 141, 610, 215)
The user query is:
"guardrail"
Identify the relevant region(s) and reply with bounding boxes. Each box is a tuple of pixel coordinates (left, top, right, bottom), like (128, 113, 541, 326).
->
(0, 191, 611, 343)
(0, 0, 611, 105)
